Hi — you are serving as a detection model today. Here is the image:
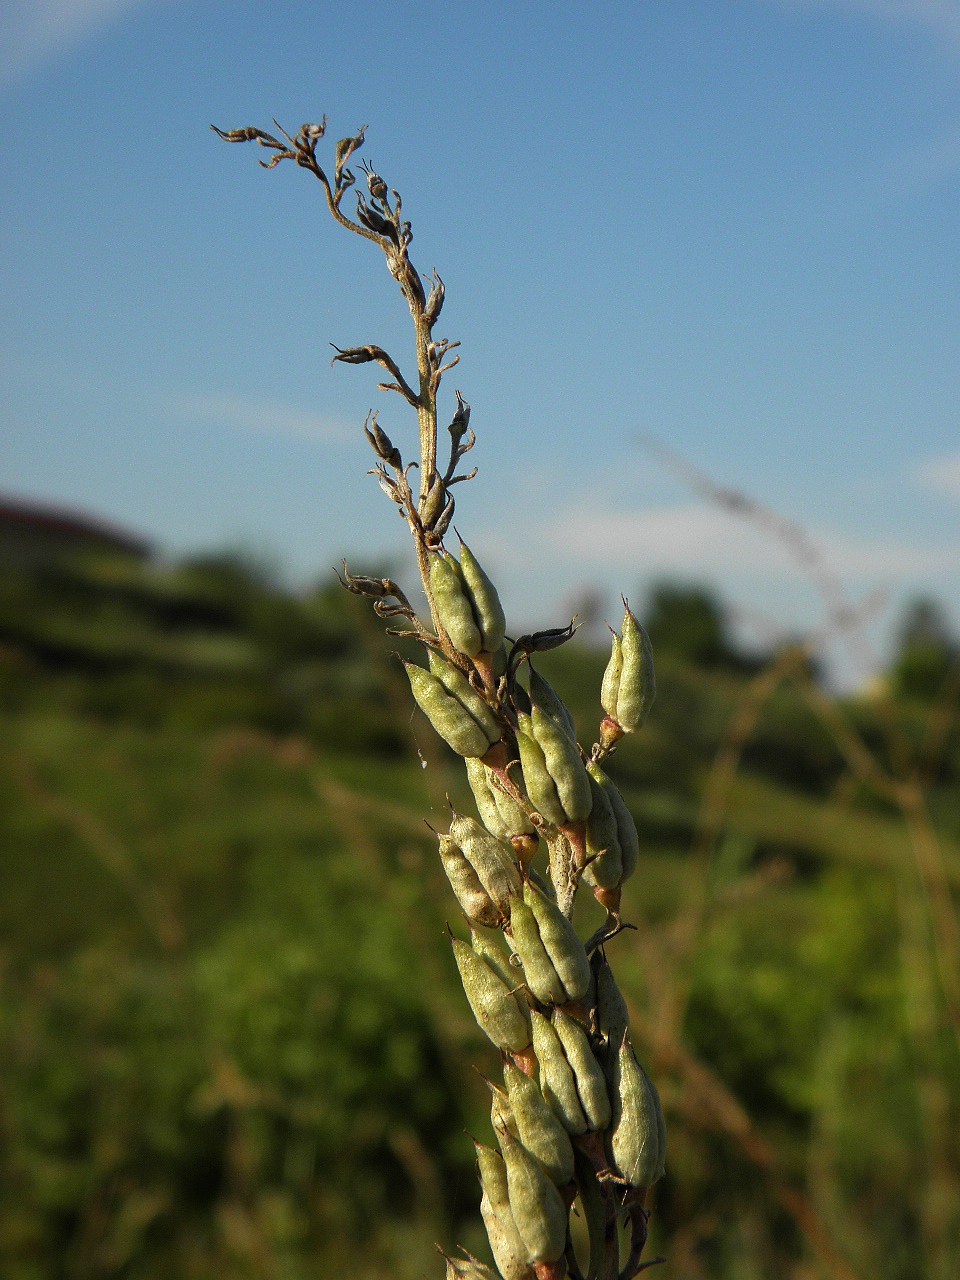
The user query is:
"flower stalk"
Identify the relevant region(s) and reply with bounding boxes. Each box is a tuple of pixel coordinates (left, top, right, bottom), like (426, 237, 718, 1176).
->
(215, 115, 666, 1280)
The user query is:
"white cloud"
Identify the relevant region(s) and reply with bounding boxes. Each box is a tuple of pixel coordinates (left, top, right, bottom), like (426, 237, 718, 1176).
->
(914, 452, 960, 497)
(515, 501, 960, 580)
(0, 0, 154, 88)
(175, 392, 354, 444)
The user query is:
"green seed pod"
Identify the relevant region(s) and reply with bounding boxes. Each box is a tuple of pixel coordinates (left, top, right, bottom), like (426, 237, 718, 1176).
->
(528, 667, 576, 741)
(515, 721, 566, 826)
(600, 769, 639, 882)
(503, 1061, 575, 1187)
(480, 1194, 534, 1280)
(403, 661, 493, 757)
(490, 1080, 517, 1137)
(476, 1143, 532, 1274)
(458, 539, 506, 654)
(523, 881, 591, 1003)
(529, 706, 592, 823)
(430, 553, 482, 657)
(530, 1009, 587, 1136)
(450, 813, 522, 913)
(439, 833, 503, 927)
(509, 896, 567, 1005)
(428, 650, 501, 742)
(465, 757, 512, 840)
(583, 765, 623, 890)
(497, 1122, 569, 1264)
(466, 759, 535, 839)
(600, 629, 623, 721)
(470, 925, 521, 992)
(608, 1037, 666, 1187)
(552, 1008, 611, 1132)
(592, 953, 629, 1068)
(451, 937, 531, 1053)
(615, 604, 655, 732)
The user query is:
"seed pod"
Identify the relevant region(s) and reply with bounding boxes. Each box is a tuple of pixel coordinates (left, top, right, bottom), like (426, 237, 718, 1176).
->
(490, 1080, 517, 1136)
(465, 757, 511, 840)
(481, 1194, 535, 1280)
(509, 896, 567, 1005)
(529, 707, 592, 823)
(428, 650, 501, 742)
(515, 724, 566, 826)
(497, 1122, 569, 1264)
(450, 813, 522, 913)
(608, 1036, 666, 1187)
(600, 768, 639, 882)
(451, 937, 531, 1052)
(615, 604, 655, 732)
(466, 759, 535, 839)
(600, 629, 623, 721)
(528, 667, 576, 741)
(439, 833, 503, 927)
(458, 538, 506, 654)
(476, 1143, 532, 1274)
(430, 553, 482, 657)
(470, 924, 520, 992)
(592, 953, 629, 1068)
(503, 1060, 575, 1187)
(583, 765, 623, 890)
(530, 1009, 587, 1136)
(524, 881, 591, 1002)
(403, 661, 493, 757)
(552, 1008, 611, 1132)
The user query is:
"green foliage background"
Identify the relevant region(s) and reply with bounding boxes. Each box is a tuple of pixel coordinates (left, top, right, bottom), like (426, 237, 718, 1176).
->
(1, 538, 958, 1279)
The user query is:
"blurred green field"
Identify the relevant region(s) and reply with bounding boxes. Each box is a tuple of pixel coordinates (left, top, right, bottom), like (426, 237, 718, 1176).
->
(0, 530, 957, 1280)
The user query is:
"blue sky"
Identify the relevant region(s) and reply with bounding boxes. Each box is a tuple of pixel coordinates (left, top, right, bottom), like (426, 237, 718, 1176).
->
(2, 0, 958, 685)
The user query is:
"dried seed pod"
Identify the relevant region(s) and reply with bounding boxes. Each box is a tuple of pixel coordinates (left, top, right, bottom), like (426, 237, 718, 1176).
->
(430, 552, 482, 657)
(615, 604, 655, 732)
(503, 1060, 575, 1187)
(497, 1122, 569, 1265)
(403, 661, 494, 757)
(451, 937, 531, 1052)
(592, 953, 629, 1068)
(439, 833, 503, 927)
(552, 1008, 611, 1132)
(476, 1143, 532, 1274)
(600, 629, 623, 721)
(458, 538, 506, 654)
(523, 881, 591, 1003)
(583, 765, 623, 890)
(449, 812, 522, 913)
(515, 724, 566, 826)
(608, 1036, 666, 1187)
(530, 1009, 587, 1136)
(509, 896, 567, 1005)
(529, 707, 592, 823)
(528, 667, 576, 742)
(428, 650, 501, 741)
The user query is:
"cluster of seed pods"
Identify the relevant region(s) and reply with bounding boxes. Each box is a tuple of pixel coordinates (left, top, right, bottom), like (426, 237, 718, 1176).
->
(404, 541, 664, 1280)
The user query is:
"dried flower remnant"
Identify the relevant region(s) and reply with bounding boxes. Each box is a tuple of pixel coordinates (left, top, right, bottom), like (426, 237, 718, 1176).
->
(216, 115, 665, 1279)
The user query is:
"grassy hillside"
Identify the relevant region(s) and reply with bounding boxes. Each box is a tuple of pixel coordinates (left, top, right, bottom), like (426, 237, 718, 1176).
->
(0, 543, 957, 1279)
